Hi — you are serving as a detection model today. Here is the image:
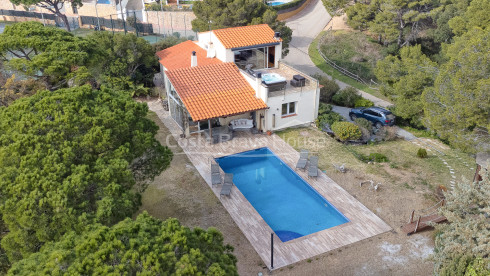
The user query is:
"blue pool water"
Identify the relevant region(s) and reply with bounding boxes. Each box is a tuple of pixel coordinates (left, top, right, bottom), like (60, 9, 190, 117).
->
(216, 148, 349, 242)
(268, 1, 286, 6)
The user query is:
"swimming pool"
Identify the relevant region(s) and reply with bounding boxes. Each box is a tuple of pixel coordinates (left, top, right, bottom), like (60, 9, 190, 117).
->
(268, 1, 286, 6)
(216, 147, 349, 242)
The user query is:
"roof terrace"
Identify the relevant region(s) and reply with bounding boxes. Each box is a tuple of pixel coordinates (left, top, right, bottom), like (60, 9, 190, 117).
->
(241, 62, 318, 98)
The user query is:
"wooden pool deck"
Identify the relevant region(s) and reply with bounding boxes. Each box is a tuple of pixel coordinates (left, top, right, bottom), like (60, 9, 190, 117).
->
(148, 100, 391, 270)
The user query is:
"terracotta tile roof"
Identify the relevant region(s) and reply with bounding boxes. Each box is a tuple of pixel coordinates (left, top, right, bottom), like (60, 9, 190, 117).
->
(166, 63, 268, 121)
(213, 24, 281, 49)
(156, 40, 221, 70)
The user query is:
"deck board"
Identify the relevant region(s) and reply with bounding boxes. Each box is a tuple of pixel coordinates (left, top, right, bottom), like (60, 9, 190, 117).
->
(148, 100, 392, 270)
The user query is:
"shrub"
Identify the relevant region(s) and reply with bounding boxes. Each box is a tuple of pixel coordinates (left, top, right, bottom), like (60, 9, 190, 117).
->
(331, 121, 362, 141)
(368, 153, 389, 162)
(377, 126, 398, 141)
(354, 117, 372, 133)
(417, 148, 428, 158)
(317, 112, 344, 128)
(354, 97, 374, 107)
(355, 152, 389, 163)
(314, 74, 340, 103)
(318, 102, 333, 115)
(332, 87, 362, 107)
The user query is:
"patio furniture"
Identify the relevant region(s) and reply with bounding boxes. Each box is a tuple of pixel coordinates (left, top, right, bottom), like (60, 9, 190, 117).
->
(220, 173, 234, 198)
(230, 119, 254, 130)
(211, 126, 233, 143)
(308, 156, 319, 178)
(211, 164, 222, 186)
(295, 149, 309, 170)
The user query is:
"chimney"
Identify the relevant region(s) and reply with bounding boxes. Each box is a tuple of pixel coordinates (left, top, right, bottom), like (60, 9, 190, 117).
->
(191, 51, 197, 67)
(255, 72, 262, 99)
(206, 42, 216, 58)
(274, 32, 281, 41)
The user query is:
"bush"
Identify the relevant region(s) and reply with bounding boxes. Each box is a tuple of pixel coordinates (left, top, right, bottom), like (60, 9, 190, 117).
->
(417, 148, 428, 158)
(314, 74, 340, 103)
(368, 153, 389, 162)
(332, 87, 362, 107)
(355, 152, 389, 163)
(317, 112, 344, 128)
(354, 97, 374, 107)
(318, 102, 333, 115)
(354, 118, 373, 141)
(331, 121, 362, 141)
(377, 126, 398, 141)
(354, 117, 372, 133)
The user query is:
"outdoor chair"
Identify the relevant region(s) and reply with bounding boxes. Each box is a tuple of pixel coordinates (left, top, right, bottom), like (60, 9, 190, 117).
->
(220, 173, 234, 198)
(308, 156, 319, 178)
(211, 164, 222, 186)
(296, 149, 309, 170)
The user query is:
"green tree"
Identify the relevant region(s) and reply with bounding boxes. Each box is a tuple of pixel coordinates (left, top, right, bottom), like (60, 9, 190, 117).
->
(345, 0, 436, 47)
(433, 166, 490, 275)
(9, 0, 81, 31)
(0, 85, 172, 261)
(422, 27, 490, 152)
(428, 0, 470, 44)
(153, 35, 189, 52)
(8, 212, 238, 275)
(321, 0, 350, 16)
(448, 0, 489, 37)
(0, 22, 94, 88)
(345, 3, 376, 31)
(87, 32, 158, 90)
(191, 0, 292, 56)
(376, 45, 437, 127)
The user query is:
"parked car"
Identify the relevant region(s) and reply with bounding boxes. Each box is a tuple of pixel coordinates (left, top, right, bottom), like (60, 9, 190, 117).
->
(349, 107, 395, 128)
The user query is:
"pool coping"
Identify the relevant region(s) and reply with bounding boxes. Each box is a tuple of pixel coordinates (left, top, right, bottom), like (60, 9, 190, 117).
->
(150, 103, 392, 271)
(215, 146, 351, 243)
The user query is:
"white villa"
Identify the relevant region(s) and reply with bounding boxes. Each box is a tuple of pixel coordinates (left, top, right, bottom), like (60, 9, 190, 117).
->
(156, 24, 320, 140)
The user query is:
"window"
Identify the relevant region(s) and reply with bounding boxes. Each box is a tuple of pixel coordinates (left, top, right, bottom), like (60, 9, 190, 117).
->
(281, 102, 296, 116)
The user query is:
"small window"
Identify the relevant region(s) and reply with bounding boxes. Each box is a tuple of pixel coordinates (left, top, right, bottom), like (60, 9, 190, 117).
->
(281, 102, 296, 116)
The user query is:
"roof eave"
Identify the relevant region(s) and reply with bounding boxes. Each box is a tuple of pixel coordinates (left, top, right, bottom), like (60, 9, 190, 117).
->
(230, 42, 281, 51)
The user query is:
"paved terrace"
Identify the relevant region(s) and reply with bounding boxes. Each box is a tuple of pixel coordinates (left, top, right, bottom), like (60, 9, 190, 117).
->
(148, 100, 391, 270)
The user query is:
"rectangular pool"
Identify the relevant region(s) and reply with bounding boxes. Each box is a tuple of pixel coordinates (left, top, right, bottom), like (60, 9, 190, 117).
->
(216, 147, 349, 242)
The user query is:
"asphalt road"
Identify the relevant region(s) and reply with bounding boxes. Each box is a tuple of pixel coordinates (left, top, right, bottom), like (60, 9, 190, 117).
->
(283, 0, 392, 108)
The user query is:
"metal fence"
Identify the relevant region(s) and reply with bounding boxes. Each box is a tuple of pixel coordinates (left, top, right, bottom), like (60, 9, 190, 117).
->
(80, 13, 154, 36)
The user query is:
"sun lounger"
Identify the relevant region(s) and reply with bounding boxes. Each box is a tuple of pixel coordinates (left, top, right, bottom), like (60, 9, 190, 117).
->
(220, 173, 234, 198)
(295, 149, 309, 170)
(211, 164, 221, 186)
(308, 156, 319, 178)
(224, 173, 234, 185)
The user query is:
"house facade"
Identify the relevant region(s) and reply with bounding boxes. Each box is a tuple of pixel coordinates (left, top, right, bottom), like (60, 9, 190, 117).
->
(156, 24, 320, 138)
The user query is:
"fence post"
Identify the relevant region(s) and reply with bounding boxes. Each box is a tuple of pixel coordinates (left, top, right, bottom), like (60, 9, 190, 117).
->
(134, 11, 138, 37)
(270, 233, 274, 269)
(110, 14, 115, 35)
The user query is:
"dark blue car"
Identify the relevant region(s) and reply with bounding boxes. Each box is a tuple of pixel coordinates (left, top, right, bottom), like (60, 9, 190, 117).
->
(349, 107, 395, 128)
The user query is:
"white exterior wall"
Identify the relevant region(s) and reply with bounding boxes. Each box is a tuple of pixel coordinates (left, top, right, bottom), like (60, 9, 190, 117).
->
(197, 31, 234, 62)
(264, 88, 319, 131)
(274, 43, 282, 67)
